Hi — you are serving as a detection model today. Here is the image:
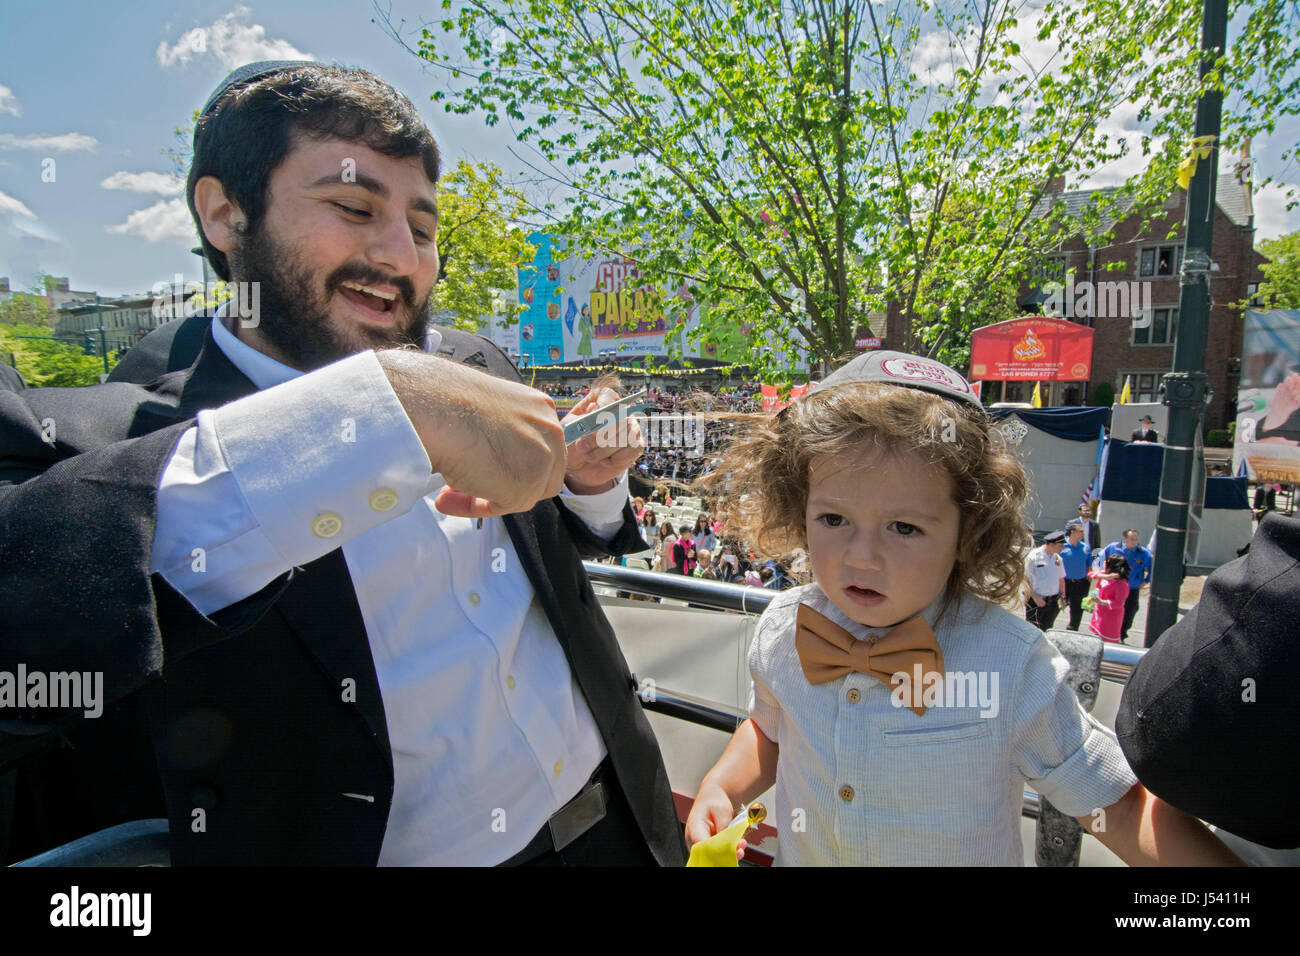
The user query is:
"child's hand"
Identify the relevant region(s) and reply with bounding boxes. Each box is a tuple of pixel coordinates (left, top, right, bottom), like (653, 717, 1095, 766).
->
(685, 783, 747, 860)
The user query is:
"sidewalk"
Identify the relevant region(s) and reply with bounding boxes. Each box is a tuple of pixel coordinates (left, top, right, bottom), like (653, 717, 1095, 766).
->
(1120, 572, 1209, 647)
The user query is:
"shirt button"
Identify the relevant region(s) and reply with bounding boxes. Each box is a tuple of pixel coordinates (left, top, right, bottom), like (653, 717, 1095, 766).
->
(311, 512, 343, 538)
(553, 761, 563, 777)
(839, 785, 855, 803)
(468, 592, 481, 606)
(506, 676, 515, 690)
(845, 688, 861, 703)
(368, 488, 399, 512)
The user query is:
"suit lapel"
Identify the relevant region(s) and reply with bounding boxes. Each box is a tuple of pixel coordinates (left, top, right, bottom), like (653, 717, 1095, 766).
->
(270, 551, 393, 770)
(168, 325, 394, 769)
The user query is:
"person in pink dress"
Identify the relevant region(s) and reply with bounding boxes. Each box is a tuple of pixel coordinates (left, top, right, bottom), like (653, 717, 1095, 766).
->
(1088, 553, 1132, 642)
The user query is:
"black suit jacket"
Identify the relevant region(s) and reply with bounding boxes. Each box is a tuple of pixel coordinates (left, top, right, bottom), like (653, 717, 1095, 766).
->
(1117, 513, 1300, 849)
(1, 320, 684, 865)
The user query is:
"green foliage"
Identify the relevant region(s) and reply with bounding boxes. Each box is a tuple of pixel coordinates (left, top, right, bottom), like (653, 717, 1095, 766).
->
(0, 321, 115, 387)
(431, 160, 537, 331)
(1093, 382, 1115, 407)
(1206, 428, 1231, 447)
(1255, 231, 1300, 310)
(412, 0, 1297, 376)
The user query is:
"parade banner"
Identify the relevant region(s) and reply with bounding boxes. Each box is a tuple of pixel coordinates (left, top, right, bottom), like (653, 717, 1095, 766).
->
(968, 316, 1095, 382)
(1233, 309, 1300, 483)
(516, 233, 705, 366)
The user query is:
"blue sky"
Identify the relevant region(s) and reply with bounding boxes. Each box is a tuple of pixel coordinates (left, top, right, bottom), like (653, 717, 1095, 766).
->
(0, 0, 522, 297)
(1, 1, 1297, 299)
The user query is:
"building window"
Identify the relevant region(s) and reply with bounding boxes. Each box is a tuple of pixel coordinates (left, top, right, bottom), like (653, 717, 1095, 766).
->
(1036, 255, 1068, 287)
(1139, 244, 1182, 278)
(1246, 283, 1264, 307)
(1134, 307, 1178, 345)
(1118, 371, 1161, 404)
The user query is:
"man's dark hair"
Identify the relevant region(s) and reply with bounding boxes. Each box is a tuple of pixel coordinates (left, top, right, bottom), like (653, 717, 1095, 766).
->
(187, 64, 440, 281)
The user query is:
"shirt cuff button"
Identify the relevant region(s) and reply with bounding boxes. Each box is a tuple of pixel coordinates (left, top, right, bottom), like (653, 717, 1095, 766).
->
(368, 488, 399, 512)
(311, 512, 343, 538)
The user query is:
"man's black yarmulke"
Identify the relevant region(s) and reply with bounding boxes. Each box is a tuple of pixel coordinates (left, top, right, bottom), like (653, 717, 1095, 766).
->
(198, 59, 314, 119)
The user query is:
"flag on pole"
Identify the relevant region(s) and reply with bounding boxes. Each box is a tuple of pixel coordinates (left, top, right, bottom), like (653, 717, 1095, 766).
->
(1031, 382, 1043, 408)
(1119, 376, 1132, 404)
(1093, 428, 1111, 505)
(1081, 425, 1106, 507)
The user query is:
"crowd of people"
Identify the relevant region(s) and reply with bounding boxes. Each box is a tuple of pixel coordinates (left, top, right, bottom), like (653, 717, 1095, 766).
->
(627, 499, 806, 590)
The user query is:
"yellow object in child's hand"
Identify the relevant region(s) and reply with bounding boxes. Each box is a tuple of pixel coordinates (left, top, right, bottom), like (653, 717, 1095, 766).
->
(686, 803, 766, 867)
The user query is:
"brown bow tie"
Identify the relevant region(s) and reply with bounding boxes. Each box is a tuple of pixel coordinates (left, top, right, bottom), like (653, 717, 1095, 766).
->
(795, 603, 945, 715)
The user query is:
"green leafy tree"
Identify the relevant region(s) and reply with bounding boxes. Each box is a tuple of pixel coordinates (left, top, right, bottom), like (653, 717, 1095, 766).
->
(0, 320, 113, 387)
(1255, 231, 1300, 309)
(406, 0, 1297, 375)
(431, 160, 537, 331)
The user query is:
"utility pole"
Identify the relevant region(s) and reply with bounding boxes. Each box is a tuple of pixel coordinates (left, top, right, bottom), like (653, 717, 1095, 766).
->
(1146, 0, 1229, 644)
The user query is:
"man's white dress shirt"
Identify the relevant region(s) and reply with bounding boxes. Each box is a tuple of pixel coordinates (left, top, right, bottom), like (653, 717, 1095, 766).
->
(150, 311, 631, 864)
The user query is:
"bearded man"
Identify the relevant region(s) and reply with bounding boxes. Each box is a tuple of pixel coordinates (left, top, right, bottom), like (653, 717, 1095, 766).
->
(0, 62, 684, 867)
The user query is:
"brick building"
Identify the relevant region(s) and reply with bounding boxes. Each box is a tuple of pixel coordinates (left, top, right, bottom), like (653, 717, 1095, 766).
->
(1004, 172, 1267, 432)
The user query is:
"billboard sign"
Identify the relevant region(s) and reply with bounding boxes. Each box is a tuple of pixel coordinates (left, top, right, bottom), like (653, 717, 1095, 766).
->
(516, 233, 704, 366)
(1234, 309, 1300, 483)
(968, 316, 1095, 382)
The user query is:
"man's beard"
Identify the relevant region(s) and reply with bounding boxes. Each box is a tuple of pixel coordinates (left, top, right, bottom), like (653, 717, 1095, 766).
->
(227, 220, 431, 370)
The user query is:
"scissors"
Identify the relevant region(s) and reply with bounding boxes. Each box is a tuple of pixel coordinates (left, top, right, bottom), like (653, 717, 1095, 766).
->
(562, 388, 648, 445)
(726, 802, 767, 831)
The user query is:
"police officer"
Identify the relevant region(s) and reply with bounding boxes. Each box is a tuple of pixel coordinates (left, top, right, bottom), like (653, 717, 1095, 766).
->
(1024, 530, 1067, 631)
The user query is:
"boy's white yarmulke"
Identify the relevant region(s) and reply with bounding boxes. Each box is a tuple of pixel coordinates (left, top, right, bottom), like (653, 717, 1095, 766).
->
(813, 351, 983, 411)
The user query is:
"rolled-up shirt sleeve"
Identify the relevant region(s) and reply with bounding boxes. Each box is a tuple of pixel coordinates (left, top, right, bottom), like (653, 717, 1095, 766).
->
(151, 351, 433, 615)
(559, 472, 633, 541)
(1013, 637, 1137, 816)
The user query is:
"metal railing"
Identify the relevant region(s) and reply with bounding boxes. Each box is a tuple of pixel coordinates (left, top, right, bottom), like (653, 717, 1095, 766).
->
(585, 560, 1144, 711)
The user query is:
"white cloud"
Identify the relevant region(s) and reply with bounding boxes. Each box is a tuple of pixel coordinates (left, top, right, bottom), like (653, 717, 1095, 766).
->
(100, 171, 186, 195)
(11, 217, 58, 243)
(1254, 181, 1299, 243)
(0, 85, 20, 117)
(1077, 99, 1163, 189)
(911, 29, 959, 86)
(0, 132, 98, 153)
(0, 188, 35, 219)
(107, 198, 197, 245)
(157, 6, 312, 70)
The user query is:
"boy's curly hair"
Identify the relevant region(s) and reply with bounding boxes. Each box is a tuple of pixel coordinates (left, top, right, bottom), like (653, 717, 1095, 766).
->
(696, 382, 1031, 608)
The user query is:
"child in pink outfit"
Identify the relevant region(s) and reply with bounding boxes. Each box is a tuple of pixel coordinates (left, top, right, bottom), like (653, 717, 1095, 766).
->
(1088, 553, 1131, 643)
